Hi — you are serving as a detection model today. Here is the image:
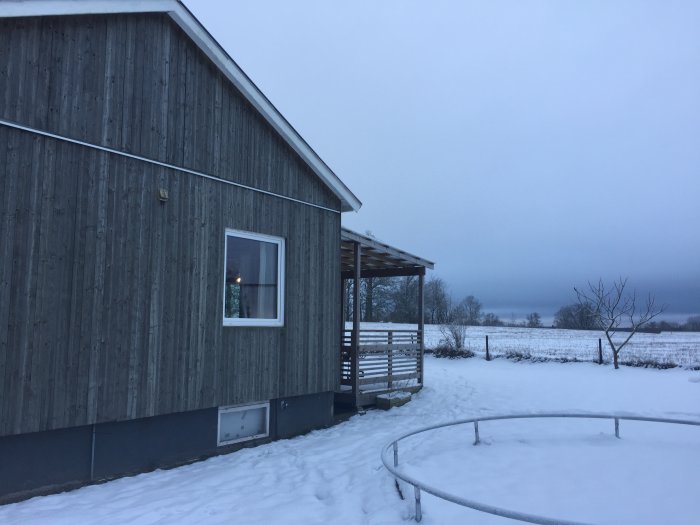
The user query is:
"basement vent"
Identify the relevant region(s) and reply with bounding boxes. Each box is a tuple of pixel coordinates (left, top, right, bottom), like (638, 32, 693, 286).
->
(217, 402, 270, 446)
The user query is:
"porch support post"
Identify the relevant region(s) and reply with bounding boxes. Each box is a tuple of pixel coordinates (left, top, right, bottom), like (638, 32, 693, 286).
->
(340, 273, 346, 395)
(352, 241, 362, 407)
(418, 270, 425, 385)
(340, 275, 346, 348)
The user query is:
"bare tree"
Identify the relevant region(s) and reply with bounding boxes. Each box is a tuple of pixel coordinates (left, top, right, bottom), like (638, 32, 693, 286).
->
(685, 315, 700, 332)
(424, 276, 450, 324)
(458, 295, 483, 325)
(435, 299, 471, 350)
(343, 279, 354, 322)
(390, 276, 418, 323)
(575, 277, 665, 369)
(526, 312, 542, 328)
(482, 312, 504, 326)
(553, 303, 598, 330)
(438, 321, 468, 351)
(361, 277, 394, 322)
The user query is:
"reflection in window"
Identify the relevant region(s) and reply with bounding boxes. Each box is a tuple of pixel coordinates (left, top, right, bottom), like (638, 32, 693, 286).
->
(218, 403, 269, 445)
(224, 231, 284, 326)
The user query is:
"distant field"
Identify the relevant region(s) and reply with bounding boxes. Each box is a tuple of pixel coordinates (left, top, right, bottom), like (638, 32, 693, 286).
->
(356, 322, 700, 369)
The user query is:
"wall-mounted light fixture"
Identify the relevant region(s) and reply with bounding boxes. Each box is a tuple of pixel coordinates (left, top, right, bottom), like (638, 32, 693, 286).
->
(158, 188, 169, 203)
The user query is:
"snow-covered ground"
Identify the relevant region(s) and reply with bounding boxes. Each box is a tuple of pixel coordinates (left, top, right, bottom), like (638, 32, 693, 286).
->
(2, 358, 699, 524)
(369, 322, 700, 368)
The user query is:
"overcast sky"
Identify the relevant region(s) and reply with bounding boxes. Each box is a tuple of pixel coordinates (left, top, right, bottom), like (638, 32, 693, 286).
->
(185, 1, 700, 321)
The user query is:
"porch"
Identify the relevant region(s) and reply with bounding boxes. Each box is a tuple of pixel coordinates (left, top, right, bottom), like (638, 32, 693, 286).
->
(336, 229, 434, 408)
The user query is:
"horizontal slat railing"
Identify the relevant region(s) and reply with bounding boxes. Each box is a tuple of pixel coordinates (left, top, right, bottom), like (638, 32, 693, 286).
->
(341, 329, 423, 392)
(356, 344, 419, 353)
(359, 372, 421, 386)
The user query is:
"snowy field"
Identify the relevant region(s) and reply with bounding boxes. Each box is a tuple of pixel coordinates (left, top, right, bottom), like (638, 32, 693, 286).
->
(377, 322, 700, 368)
(2, 358, 699, 524)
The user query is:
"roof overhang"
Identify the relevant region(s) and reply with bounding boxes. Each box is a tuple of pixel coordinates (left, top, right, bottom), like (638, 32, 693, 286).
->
(341, 228, 434, 279)
(1, 0, 362, 212)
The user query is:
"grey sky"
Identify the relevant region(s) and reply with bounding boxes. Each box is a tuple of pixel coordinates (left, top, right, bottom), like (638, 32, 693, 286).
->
(185, 1, 700, 320)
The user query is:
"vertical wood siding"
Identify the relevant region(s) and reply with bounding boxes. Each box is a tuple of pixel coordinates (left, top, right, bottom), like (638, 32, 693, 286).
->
(0, 14, 341, 436)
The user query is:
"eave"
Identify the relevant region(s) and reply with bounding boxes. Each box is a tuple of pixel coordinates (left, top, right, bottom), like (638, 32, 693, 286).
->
(0, 0, 362, 212)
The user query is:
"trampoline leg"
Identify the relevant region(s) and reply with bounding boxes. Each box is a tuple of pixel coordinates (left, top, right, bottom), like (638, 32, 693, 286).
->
(414, 486, 422, 522)
(614, 417, 620, 439)
(474, 421, 480, 445)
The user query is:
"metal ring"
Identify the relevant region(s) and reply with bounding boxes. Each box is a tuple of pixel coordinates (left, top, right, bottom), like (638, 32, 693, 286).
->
(381, 412, 700, 524)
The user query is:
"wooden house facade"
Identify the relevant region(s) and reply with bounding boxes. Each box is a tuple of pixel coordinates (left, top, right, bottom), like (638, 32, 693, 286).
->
(0, 0, 364, 502)
(0, 0, 432, 503)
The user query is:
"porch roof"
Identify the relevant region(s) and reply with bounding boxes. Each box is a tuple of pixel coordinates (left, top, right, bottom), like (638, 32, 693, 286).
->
(340, 228, 434, 278)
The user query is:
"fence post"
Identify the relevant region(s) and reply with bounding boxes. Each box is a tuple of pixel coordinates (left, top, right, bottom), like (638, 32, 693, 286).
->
(485, 335, 491, 361)
(598, 338, 603, 365)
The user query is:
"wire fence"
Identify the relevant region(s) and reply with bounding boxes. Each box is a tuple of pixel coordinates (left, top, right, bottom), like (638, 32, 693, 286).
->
(416, 324, 700, 369)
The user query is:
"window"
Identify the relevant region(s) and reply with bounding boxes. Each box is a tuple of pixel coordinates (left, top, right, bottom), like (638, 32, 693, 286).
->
(223, 229, 284, 327)
(217, 402, 270, 446)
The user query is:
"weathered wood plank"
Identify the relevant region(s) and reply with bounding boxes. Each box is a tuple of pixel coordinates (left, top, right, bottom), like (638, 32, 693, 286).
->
(0, 12, 342, 436)
(0, 129, 19, 432)
(13, 134, 42, 433)
(358, 372, 421, 386)
(31, 135, 57, 431)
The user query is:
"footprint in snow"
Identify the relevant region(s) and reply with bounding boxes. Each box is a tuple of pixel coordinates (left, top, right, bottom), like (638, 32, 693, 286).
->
(314, 487, 331, 502)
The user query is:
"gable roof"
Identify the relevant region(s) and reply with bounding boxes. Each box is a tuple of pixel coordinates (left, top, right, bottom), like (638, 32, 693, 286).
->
(1, 0, 362, 212)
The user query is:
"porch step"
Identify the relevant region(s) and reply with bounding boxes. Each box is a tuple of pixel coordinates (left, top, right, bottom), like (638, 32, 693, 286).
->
(376, 391, 412, 410)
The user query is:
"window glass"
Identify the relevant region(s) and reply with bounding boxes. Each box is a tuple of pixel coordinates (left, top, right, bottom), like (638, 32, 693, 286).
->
(224, 231, 283, 325)
(218, 404, 269, 445)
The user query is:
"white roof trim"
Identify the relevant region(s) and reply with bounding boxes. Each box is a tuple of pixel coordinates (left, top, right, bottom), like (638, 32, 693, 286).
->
(0, 1, 175, 17)
(1, 0, 362, 212)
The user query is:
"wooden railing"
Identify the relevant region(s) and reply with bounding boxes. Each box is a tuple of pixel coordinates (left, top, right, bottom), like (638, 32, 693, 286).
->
(341, 329, 422, 391)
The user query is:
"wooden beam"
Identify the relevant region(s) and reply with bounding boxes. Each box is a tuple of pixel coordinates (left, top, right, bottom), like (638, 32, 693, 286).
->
(352, 241, 361, 408)
(418, 272, 425, 386)
(340, 273, 346, 351)
(341, 267, 426, 279)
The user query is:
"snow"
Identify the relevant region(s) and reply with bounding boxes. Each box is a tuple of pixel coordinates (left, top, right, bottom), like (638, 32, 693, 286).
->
(2, 358, 699, 524)
(360, 322, 700, 368)
(378, 391, 411, 400)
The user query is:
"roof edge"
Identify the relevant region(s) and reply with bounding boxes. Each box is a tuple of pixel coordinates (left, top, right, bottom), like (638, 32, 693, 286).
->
(341, 228, 435, 270)
(0, 0, 174, 17)
(1, 0, 362, 212)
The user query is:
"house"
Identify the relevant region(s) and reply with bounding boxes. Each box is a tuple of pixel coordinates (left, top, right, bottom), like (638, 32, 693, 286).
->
(0, 0, 432, 503)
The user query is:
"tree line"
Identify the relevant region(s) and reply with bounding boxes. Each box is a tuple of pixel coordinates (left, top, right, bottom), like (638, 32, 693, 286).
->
(424, 277, 543, 327)
(346, 274, 699, 334)
(347, 272, 695, 371)
(344, 275, 543, 328)
(343, 276, 420, 324)
(553, 303, 699, 333)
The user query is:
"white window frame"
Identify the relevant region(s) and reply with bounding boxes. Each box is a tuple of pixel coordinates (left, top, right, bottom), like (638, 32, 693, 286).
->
(217, 402, 270, 446)
(223, 229, 285, 327)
